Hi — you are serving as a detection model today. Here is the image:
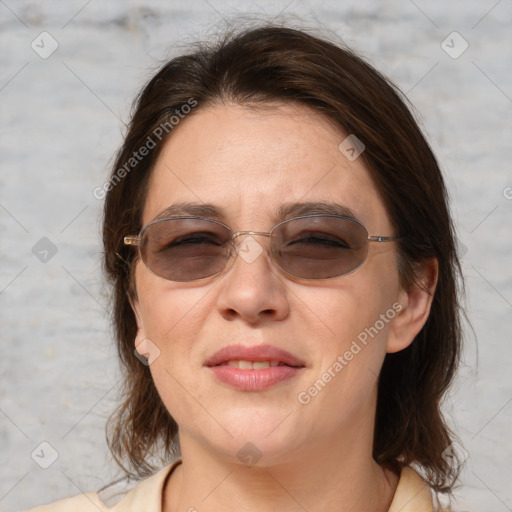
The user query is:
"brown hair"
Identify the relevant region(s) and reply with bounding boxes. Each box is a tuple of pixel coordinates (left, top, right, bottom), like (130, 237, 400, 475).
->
(102, 23, 463, 493)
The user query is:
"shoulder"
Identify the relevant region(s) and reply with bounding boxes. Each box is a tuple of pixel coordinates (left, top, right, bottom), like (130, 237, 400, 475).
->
(25, 492, 106, 512)
(388, 466, 438, 512)
(25, 460, 182, 512)
(389, 466, 454, 512)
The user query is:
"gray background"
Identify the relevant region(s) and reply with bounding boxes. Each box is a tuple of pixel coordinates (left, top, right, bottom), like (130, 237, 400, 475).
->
(1, 1, 511, 511)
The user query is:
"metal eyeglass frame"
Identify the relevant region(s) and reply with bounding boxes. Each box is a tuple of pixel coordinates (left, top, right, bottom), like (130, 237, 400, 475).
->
(123, 214, 400, 280)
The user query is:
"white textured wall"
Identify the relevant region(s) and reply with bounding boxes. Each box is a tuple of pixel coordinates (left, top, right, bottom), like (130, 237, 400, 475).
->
(1, 1, 511, 511)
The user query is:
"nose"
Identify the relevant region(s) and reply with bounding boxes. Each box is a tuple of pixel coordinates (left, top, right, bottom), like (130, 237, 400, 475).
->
(215, 234, 290, 324)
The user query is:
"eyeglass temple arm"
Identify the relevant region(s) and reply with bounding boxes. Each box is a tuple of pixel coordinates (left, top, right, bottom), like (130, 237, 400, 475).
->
(368, 235, 400, 243)
(124, 236, 140, 246)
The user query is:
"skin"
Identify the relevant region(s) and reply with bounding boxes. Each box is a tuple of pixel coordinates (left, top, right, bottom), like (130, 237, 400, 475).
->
(131, 102, 437, 512)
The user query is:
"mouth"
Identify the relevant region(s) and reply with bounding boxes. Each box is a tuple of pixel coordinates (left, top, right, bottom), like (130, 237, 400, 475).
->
(205, 344, 306, 391)
(215, 360, 296, 369)
(204, 344, 306, 369)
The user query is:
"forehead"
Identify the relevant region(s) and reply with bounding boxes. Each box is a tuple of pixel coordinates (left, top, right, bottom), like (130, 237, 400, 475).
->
(143, 102, 390, 231)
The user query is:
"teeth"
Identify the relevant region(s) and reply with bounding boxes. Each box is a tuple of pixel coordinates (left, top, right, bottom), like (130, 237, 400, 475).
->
(253, 361, 270, 369)
(225, 360, 281, 369)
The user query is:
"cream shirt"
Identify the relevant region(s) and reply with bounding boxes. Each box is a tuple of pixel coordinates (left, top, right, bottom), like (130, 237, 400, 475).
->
(26, 460, 443, 511)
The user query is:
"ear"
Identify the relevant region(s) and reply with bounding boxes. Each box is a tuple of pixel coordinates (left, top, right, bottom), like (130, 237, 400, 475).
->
(386, 258, 438, 354)
(129, 294, 148, 357)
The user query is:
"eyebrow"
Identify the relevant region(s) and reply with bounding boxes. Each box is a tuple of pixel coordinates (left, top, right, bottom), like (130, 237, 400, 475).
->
(276, 201, 358, 220)
(152, 201, 359, 223)
(154, 202, 227, 220)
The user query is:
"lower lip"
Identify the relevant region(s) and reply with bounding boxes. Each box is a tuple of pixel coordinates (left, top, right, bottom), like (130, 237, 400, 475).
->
(208, 365, 303, 391)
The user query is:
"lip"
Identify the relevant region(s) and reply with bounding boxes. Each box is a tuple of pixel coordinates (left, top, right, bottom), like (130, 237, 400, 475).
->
(204, 344, 306, 392)
(204, 344, 305, 368)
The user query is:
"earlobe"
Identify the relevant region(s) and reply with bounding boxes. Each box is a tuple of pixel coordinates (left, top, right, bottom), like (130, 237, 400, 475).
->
(134, 328, 150, 357)
(386, 258, 438, 354)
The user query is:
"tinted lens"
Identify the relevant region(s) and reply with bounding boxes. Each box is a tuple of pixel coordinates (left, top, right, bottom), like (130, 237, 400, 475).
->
(140, 218, 232, 281)
(272, 216, 369, 279)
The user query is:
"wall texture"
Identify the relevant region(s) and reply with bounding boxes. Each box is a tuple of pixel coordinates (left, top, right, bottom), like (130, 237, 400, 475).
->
(1, 1, 511, 511)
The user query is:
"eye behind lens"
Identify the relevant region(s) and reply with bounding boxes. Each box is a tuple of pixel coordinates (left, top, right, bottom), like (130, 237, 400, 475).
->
(272, 216, 369, 279)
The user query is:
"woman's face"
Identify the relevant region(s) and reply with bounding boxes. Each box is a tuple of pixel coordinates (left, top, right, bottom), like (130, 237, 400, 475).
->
(132, 102, 407, 465)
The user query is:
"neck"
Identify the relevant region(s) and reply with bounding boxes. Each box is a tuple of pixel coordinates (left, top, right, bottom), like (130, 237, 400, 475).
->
(163, 428, 398, 512)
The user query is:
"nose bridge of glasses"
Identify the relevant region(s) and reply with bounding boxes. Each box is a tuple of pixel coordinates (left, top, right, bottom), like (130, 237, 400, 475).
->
(231, 230, 272, 242)
(228, 231, 274, 263)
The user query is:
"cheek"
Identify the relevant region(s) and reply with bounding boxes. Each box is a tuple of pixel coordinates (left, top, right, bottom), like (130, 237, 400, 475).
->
(314, 289, 393, 385)
(134, 268, 214, 424)
(311, 272, 399, 354)
(297, 291, 394, 427)
(302, 261, 400, 400)
(133, 265, 214, 396)
(135, 262, 206, 335)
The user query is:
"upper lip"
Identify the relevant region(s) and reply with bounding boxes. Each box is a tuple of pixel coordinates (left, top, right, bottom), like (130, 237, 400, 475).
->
(204, 344, 306, 367)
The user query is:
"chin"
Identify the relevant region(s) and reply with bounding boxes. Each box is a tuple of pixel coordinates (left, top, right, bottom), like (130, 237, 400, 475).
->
(202, 413, 310, 466)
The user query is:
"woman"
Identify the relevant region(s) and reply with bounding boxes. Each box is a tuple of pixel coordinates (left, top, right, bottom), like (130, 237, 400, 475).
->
(29, 24, 462, 512)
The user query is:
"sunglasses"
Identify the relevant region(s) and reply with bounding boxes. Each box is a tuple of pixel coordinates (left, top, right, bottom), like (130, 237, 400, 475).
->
(123, 214, 399, 282)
